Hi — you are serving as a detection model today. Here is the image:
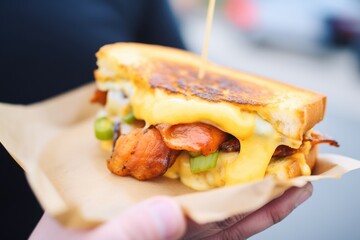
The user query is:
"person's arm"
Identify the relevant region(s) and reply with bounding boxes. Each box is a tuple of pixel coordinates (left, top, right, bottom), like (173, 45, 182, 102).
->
(30, 183, 312, 240)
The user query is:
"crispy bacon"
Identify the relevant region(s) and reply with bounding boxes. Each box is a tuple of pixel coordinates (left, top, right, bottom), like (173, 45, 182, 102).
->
(220, 138, 240, 152)
(220, 132, 339, 158)
(272, 145, 298, 158)
(90, 89, 107, 105)
(108, 121, 339, 181)
(156, 123, 228, 156)
(220, 136, 299, 158)
(306, 132, 340, 147)
(107, 127, 179, 180)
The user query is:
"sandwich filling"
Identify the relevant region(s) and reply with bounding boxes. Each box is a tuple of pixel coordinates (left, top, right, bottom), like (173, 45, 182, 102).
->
(91, 43, 338, 190)
(92, 82, 337, 190)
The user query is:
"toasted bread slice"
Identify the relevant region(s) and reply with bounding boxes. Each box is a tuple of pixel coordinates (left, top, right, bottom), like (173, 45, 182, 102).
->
(95, 43, 325, 141)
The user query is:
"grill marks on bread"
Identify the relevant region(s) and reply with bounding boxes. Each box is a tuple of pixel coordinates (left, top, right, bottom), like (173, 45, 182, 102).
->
(150, 62, 273, 106)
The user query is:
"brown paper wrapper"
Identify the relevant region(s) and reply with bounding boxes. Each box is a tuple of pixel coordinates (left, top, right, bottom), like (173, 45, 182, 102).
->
(1, 83, 360, 228)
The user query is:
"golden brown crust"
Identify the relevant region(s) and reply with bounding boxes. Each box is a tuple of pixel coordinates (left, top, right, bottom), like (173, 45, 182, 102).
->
(149, 62, 273, 106)
(95, 43, 326, 141)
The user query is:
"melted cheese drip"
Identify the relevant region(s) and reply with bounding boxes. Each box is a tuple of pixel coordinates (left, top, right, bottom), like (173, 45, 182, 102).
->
(165, 151, 238, 190)
(98, 81, 304, 189)
(132, 88, 257, 138)
(225, 134, 279, 185)
(288, 141, 312, 176)
(265, 141, 312, 179)
(130, 87, 301, 188)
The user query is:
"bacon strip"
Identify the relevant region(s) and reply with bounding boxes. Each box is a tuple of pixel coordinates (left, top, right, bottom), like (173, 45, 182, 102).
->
(156, 123, 228, 156)
(272, 145, 299, 158)
(220, 138, 240, 152)
(219, 136, 299, 158)
(220, 132, 339, 158)
(108, 122, 339, 181)
(90, 89, 107, 105)
(306, 132, 340, 147)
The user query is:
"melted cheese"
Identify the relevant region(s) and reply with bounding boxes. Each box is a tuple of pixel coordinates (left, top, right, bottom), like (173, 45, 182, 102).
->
(289, 141, 312, 176)
(265, 141, 312, 179)
(225, 133, 279, 185)
(299, 141, 312, 176)
(166, 142, 312, 191)
(130, 87, 301, 188)
(98, 82, 304, 190)
(131, 88, 257, 139)
(165, 151, 238, 190)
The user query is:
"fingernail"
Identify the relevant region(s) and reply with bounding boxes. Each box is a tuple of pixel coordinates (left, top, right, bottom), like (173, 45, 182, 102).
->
(295, 183, 313, 208)
(148, 197, 185, 240)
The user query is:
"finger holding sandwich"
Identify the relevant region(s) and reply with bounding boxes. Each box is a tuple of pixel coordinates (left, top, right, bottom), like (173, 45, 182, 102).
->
(91, 43, 338, 190)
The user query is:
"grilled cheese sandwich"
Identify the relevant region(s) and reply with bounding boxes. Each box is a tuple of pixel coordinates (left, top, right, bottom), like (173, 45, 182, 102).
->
(91, 43, 337, 190)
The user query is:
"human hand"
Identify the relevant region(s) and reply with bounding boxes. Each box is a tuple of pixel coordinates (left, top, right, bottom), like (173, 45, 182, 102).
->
(183, 182, 313, 239)
(30, 196, 186, 240)
(30, 183, 312, 240)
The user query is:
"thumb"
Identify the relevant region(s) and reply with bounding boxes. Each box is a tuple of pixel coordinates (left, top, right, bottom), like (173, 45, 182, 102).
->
(88, 196, 186, 240)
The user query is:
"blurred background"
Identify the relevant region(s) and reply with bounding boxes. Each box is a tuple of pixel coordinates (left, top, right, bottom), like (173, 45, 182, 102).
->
(170, 0, 360, 239)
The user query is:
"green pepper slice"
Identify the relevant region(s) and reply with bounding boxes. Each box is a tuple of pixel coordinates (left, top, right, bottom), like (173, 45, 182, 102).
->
(190, 151, 219, 173)
(122, 112, 136, 124)
(94, 117, 114, 140)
